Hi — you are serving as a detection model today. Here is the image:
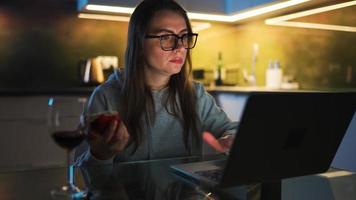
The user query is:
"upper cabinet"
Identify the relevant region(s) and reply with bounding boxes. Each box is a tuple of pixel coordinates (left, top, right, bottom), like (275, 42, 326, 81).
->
(78, 0, 283, 15)
(77, 0, 356, 33)
(77, 0, 336, 22)
(224, 0, 274, 14)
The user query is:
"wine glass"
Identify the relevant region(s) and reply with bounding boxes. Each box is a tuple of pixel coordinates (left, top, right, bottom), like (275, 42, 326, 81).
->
(47, 97, 87, 199)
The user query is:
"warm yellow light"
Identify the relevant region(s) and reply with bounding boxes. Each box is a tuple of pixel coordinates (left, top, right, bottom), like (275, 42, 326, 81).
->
(78, 13, 211, 32)
(86, 4, 134, 14)
(265, 1, 356, 32)
(267, 21, 356, 32)
(266, 1, 356, 23)
(191, 22, 212, 32)
(187, 13, 232, 22)
(78, 13, 130, 22)
(82, 0, 310, 22)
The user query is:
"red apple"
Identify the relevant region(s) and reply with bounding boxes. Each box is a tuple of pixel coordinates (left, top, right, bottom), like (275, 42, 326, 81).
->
(90, 113, 121, 133)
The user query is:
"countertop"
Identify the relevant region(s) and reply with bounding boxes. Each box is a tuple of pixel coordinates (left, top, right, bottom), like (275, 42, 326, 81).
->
(0, 86, 288, 96)
(207, 86, 298, 93)
(0, 87, 95, 96)
(0, 86, 355, 96)
(207, 86, 356, 93)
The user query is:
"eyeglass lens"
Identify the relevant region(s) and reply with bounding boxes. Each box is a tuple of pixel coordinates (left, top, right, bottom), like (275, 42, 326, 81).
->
(161, 34, 197, 50)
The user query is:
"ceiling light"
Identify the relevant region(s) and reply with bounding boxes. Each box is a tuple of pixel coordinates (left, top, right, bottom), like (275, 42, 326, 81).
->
(81, 0, 310, 22)
(191, 22, 212, 32)
(78, 13, 130, 22)
(267, 21, 356, 32)
(265, 1, 356, 32)
(86, 4, 134, 14)
(78, 13, 211, 32)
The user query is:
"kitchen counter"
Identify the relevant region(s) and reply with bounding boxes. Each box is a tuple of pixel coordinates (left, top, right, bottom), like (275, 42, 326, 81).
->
(207, 86, 356, 93)
(207, 86, 297, 93)
(0, 87, 95, 96)
(0, 86, 355, 96)
(0, 86, 285, 96)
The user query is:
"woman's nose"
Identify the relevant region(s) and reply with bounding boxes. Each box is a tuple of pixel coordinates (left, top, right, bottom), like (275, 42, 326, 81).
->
(174, 39, 185, 51)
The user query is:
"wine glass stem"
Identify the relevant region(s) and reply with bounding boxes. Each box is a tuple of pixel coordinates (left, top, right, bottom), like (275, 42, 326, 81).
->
(67, 150, 74, 186)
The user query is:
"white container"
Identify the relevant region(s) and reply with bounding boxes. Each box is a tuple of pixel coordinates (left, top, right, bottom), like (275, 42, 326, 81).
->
(266, 60, 282, 89)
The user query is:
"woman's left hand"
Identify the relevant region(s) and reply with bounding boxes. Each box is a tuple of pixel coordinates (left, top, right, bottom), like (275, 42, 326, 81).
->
(203, 131, 235, 154)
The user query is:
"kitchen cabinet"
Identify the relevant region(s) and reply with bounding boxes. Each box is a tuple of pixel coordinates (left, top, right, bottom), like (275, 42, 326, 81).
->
(214, 92, 248, 121)
(225, 0, 274, 14)
(203, 91, 248, 155)
(78, 0, 275, 14)
(0, 96, 87, 171)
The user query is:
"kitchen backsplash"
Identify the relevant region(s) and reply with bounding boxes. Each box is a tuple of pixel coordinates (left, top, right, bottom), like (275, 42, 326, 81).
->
(196, 27, 356, 88)
(192, 5, 356, 89)
(0, 0, 128, 88)
(0, 0, 355, 89)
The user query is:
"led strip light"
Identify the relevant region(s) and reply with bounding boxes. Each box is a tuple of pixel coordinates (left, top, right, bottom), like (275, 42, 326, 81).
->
(78, 13, 131, 22)
(78, 13, 212, 32)
(265, 1, 356, 32)
(83, 0, 310, 22)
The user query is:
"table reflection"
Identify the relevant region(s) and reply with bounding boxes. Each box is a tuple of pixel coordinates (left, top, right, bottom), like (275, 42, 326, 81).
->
(0, 156, 355, 200)
(79, 156, 252, 200)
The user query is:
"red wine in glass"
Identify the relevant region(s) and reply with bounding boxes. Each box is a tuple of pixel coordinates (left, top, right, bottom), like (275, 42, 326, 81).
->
(52, 130, 86, 151)
(48, 97, 87, 199)
(50, 129, 87, 198)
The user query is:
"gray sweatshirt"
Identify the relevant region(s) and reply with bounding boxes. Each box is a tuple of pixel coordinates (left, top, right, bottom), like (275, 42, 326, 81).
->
(75, 70, 238, 165)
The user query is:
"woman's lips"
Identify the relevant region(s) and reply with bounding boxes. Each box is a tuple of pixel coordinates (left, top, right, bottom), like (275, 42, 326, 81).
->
(169, 58, 183, 64)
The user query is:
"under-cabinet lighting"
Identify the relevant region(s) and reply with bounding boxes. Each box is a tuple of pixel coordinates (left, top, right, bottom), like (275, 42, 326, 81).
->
(265, 1, 356, 32)
(191, 22, 212, 32)
(78, 13, 211, 32)
(86, 4, 134, 14)
(83, 0, 309, 22)
(78, 13, 130, 22)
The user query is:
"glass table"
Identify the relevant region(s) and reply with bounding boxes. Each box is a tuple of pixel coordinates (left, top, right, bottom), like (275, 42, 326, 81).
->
(0, 155, 355, 200)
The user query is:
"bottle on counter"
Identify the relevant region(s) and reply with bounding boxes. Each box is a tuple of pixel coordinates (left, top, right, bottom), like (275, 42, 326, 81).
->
(266, 60, 283, 89)
(215, 52, 224, 86)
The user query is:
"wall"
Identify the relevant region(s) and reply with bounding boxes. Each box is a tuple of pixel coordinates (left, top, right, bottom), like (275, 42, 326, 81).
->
(192, 6, 356, 89)
(0, 0, 127, 89)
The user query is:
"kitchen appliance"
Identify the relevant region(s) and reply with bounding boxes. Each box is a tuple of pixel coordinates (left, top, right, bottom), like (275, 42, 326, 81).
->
(79, 56, 118, 85)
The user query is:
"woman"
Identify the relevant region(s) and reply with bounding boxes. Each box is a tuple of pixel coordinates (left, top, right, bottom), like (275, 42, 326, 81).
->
(75, 0, 238, 165)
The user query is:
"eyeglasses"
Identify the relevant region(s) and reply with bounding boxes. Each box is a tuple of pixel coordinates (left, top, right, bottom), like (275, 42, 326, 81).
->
(145, 33, 198, 51)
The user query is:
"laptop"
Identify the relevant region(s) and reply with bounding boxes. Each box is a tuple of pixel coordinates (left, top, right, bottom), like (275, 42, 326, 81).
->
(331, 112, 356, 172)
(171, 91, 356, 188)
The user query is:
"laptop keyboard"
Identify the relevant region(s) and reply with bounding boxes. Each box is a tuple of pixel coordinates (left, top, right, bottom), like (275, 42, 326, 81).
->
(195, 169, 223, 182)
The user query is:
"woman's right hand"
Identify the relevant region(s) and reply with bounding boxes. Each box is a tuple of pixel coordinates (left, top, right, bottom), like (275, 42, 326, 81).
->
(87, 120, 130, 160)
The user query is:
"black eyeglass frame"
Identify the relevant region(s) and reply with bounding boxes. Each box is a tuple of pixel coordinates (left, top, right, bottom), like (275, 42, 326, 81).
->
(145, 33, 198, 51)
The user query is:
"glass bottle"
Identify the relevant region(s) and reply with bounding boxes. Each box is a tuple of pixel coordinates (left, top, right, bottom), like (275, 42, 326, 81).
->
(215, 52, 223, 86)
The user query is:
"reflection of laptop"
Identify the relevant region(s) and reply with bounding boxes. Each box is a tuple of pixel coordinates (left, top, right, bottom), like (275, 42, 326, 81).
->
(171, 91, 356, 188)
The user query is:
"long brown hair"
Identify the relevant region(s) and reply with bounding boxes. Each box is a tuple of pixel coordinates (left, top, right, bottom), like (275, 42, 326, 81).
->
(120, 0, 200, 154)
